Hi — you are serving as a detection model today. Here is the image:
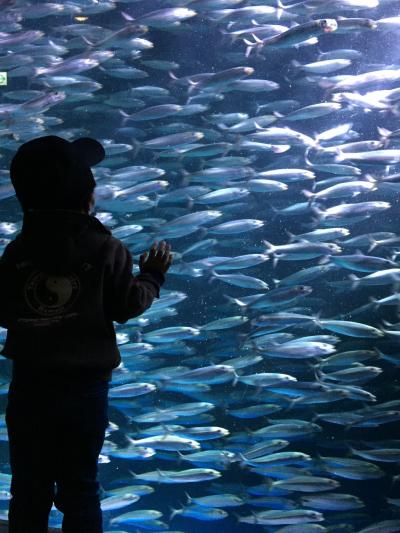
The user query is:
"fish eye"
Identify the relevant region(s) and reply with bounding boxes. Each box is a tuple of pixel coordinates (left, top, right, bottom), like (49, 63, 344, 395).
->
(321, 19, 328, 26)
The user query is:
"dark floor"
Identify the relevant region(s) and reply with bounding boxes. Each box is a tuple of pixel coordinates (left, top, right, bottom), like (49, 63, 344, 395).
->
(0, 520, 60, 531)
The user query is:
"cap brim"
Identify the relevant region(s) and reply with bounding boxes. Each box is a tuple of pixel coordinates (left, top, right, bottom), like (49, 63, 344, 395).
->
(72, 137, 105, 166)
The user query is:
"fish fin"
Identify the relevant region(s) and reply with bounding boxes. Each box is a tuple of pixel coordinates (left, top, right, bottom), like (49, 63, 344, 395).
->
(232, 371, 239, 387)
(286, 230, 296, 242)
(161, 424, 172, 435)
(217, 123, 229, 131)
(245, 45, 254, 58)
(262, 239, 275, 254)
(223, 294, 247, 308)
(369, 296, 379, 310)
(169, 506, 181, 521)
(244, 34, 262, 57)
(391, 474, 400, 486)
(156, 468, 165, 483)
(119, 108, 131, 126)
(272, 144, 291, 153)
(238, 452, 249, 464)
(367, 238, 378, 252)
(334, 149, 345, 162)
(318, 255, 331, 265)
(286, 395, 301, 410)
(310, 204, 324, 220)
(208, 269, 217, 284)
(311, 411, 321, 422)
(168, 71, 179, 81)
(131, 138, 141, 159)
(33, 66, 47, 77)
(121, 10, 134, 21)
(314, 367, 326, 385)
(219, 27, 238, 45)
(377, 126, 391, 139)
(365, 173, 376, 183)
(373, 347, 384, 358)
(348, 273, 360, 289)
(80, 35, 95, 47)
(302, 189, 315, 203)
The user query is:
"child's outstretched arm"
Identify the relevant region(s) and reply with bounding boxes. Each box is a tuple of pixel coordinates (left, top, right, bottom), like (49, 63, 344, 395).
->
(105, 240, 173, 324)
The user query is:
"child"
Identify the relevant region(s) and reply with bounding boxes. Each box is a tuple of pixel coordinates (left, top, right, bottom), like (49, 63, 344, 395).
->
(0, 135, 172, 533)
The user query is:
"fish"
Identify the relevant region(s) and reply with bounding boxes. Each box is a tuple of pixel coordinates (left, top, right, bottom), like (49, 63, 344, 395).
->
(0, 0, 399, 530)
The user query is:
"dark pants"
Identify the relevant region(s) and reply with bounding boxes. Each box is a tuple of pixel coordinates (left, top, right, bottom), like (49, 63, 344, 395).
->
(5, 365, 109, 533)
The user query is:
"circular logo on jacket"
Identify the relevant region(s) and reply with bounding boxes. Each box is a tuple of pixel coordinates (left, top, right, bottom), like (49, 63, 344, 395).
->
(24, 270, 81, 316)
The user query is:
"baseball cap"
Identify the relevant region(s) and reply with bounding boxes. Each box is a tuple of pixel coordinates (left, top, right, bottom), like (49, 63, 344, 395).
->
(10, 135, 105, 211)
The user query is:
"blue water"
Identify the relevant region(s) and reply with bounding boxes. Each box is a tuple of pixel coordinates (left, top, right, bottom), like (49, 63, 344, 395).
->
(1, 0, 400, 531)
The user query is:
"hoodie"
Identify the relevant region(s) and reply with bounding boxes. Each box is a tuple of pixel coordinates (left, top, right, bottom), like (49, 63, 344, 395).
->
(0, 209, 164, 381)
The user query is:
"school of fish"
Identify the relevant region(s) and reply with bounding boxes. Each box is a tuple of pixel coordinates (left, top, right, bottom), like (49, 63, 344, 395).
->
(1, 0, 400, 531)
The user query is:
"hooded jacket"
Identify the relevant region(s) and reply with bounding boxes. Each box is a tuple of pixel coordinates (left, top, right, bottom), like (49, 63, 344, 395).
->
(0, 209, 164, 381)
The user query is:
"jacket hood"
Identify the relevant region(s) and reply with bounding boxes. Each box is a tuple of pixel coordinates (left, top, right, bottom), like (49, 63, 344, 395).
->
(19, 209, 111, 273)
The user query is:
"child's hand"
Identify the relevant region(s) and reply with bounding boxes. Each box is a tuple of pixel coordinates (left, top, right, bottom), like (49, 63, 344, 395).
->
(139, 241, 173, 275)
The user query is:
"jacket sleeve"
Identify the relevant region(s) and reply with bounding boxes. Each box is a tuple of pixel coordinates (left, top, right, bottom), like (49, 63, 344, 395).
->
(104, 238, 165, 324)
(0, 242, 16, 329)
(0, 257, 9, 329)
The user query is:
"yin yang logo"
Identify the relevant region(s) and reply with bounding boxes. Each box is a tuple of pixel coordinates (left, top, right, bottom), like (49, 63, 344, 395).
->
(24, 270, 81, 317)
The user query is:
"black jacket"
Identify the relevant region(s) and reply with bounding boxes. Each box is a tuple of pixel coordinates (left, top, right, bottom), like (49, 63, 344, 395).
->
(0, 209, 164, 381)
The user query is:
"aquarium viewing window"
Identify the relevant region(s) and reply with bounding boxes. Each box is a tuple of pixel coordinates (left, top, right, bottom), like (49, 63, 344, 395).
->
(0, 0, 400, 531)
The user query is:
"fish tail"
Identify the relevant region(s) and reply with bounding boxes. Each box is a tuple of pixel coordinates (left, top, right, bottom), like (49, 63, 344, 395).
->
(132, 138, 141, 159)
(262, 239, 275, 255)
(238, 452, 249, 465)
(271, 144, 291, 153)
(121, 10, 134, 21)
(287, 395, 304, 410)
(310, 204, 324, 221)
(208, 269, 217, 284)
(220, 27, 237, 45)
(348, 273, 360, 289)
(334, 148, 345, 162)
(391, 474, 400, 486)
(169, 506, 181, 521)
(302, 189, 315, 203)
(232, 370, 239, 387)
(119, 109, 131, 126)
(377, 126, 391, 140)
(285, 230, 295, 242)
(168, 70, 179, 81)
(369, 296, 379, 310)
(244, 34, 262, 57)
(33, 66, 47, 77)
(223, 294, 247, 308)
(367, 238, 378, 252)
(80, 34, 95, 47)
